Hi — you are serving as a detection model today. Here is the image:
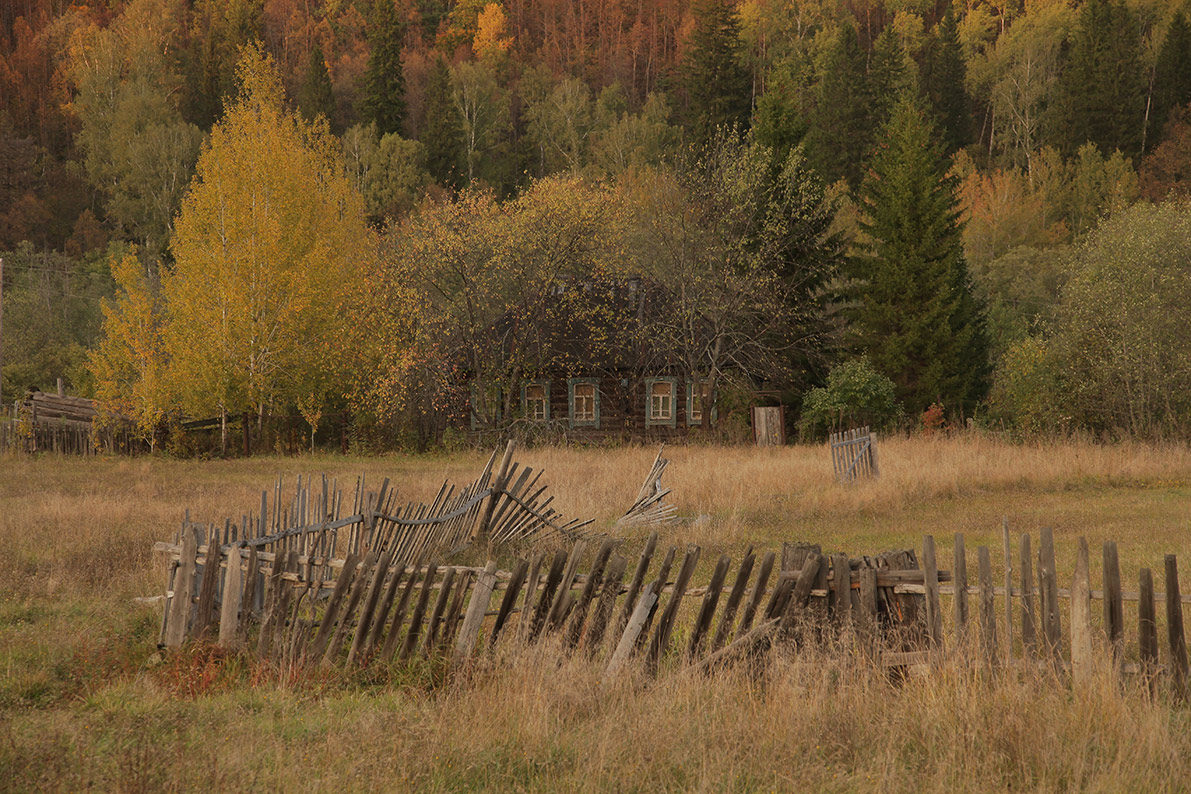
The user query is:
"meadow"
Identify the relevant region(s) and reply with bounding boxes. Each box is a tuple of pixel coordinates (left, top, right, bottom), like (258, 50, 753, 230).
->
(4, 435, 1191, 792)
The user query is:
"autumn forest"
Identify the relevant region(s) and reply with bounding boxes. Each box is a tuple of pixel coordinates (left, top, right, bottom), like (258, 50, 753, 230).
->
(3, 0, 1191, 451)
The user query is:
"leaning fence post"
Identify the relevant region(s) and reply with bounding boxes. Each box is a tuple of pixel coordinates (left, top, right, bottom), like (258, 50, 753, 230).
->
(455, 560, 499, 661)
(1102, 541, 1123, 662)
(472, 440, 515, 543)
(1166, 555, 1189, 700)
(218, 543, 245, 647)
(164, 523, 201, 648)
(1070, 537, 1093, 686)
(922, 535, 943, 650)
(977, 546, 998, 671)
(1038, 527, 1062, 666)
(1002, 517, 1013, 662)
(1139, 567, 1158, 696)
(953, 533, 968, 642)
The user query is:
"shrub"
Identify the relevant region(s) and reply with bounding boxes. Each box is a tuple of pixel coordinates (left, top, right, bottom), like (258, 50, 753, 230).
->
(986, 336, 1067, 435)
(798, 357, 902, 440)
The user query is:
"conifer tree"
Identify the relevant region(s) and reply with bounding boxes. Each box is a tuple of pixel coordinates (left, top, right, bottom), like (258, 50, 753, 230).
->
(1052, 0, 1146, 157)
(683, 0, 752, 137)
(422, 55, 463, 186)
(298, 43, 336, 128)
(920, 10, 971, 155)
(804, 25, 871, 188)
(1151, 11, 1191, 146)
(359, 0, 407, 137)
(867, 28, 912, 134)
(853, 94, 989, 416)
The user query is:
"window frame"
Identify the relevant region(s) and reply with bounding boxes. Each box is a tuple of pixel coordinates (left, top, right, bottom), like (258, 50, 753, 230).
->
(645, 376, 679, 428)
(567, 377, 600, 429)
(521, 380, 551, 423)
(686, 379, 718, 426)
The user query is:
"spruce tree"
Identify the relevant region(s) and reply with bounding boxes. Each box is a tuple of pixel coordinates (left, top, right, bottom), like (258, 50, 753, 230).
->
(804, 25, 871, 189)
(867, 28, 912, 133)
(298, 43, 336, 127)
(920, 10, 971, 155)
(853, 94, 989, 416)
(1052, 0, 1147, 157)
(359, 0, 407, 137)
(1151, 11, 1191, 146)
(421, 55, 463, 186)
(683, 0, 752, 138)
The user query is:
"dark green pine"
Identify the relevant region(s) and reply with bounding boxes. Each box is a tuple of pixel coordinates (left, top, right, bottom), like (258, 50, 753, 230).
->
(359, 0, 407, 137)
(683, 0, 753, 138)
(421, 55, 464, 187)
(852, 93, 989, 417)
(1151, 11, 1191, 147)
(297, 43, 336, 128)
(803, 24, 871, 189)
(1051, 0, 1147, 157)
(919, 10, 970, 155)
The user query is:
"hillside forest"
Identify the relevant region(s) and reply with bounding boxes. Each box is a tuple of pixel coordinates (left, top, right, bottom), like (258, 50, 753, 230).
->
(3, 0, 1191, 450)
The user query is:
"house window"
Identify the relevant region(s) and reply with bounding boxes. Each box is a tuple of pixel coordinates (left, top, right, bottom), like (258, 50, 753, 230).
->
(523, 381, 549, 422)
(687, 380, 716, 426)
(568, 378, 600, 428)
(645, 377, 678, 427)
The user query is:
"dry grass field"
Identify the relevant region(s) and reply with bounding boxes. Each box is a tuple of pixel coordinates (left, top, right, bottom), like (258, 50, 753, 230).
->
(4, 435, 1191, 792)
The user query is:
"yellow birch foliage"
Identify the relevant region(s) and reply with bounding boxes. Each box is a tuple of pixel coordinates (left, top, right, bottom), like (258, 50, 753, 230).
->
(164, 45, 371, 426)
(88, 249, 167, 441)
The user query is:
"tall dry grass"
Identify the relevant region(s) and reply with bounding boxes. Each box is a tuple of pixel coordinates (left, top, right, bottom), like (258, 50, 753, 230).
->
(5, 436, 1191, 792)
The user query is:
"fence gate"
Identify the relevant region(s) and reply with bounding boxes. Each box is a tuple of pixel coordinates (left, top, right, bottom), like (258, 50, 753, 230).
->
(830, 426, 879, 482)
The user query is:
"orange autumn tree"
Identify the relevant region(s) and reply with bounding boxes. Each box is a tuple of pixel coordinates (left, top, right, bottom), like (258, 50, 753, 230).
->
(164, 45, 372, 452)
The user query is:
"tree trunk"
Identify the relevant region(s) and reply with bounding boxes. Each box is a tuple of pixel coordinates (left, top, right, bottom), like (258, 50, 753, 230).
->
(220, 406, 228, 457)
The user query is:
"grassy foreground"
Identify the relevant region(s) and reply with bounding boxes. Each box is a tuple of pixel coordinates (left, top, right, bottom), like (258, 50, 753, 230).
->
(4, 436, 1191, 792)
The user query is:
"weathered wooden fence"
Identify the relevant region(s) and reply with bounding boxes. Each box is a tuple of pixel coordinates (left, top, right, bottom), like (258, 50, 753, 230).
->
(155, 511, 1191, 692)
(0, 390, 140, 455)
(830, 427, 879, 482)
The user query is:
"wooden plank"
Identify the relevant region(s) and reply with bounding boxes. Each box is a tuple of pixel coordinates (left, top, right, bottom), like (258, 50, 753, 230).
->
(1102, 541, 1123, 661)
(490, 558, 529, 647)
(381, 561, 426, 662)
(584, 555, 628, 657)
(736, 551, 775, 638)
(322, 550, 378, 666)
(605, 582, 658, 679)
(268, 551, 298, 661)
(308, 553, 360, 661)
(856, 567, 878, 653)
(440, 570, 473, 652)
(192, 528, 220, 640)
(1002, 517, 1013, 661)
(711, 548, 755, 652)
(364, 557, 409, 657)
(646, 545, 701, 674)
(830, 553, 851, 627)
(422, 567, 457, 654)
(217, 543, 245, 647)
(922, 535, 942, 648)
(456, 561, 499, 660)
(977, 546, 997, 670)
(615, 532, 658, 640)
(163, 523, 201, 648)
(1020, 533, 1036, 658)
(779, 551, 822, 634)
(1070, 537, 1093, 686)
(529, 550, 568, 642)
(256, 545, 289, 658)
(399, 561, 440, 661)
(1139, 567, 1158, 695)
(235, 546, 260, 645)
(688, 554, 731, 659)
(347, 547, 395, 666)
(517, 553, 544, 640)
(635, 547, 676, 652)
(565, 540, 616, 649)
(1166, 555, 1189, 699)
(1038, 526, 1062, 665)
(953, 533, 968, 640)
